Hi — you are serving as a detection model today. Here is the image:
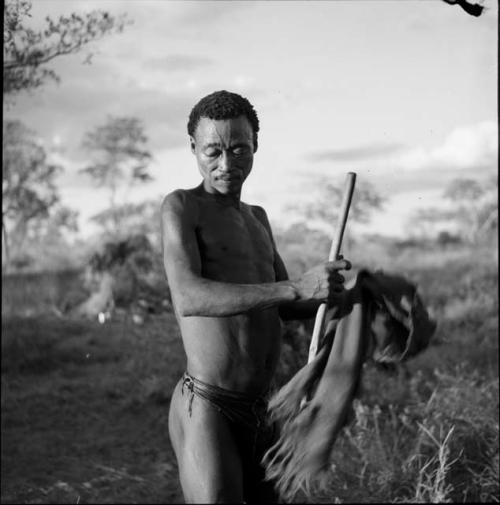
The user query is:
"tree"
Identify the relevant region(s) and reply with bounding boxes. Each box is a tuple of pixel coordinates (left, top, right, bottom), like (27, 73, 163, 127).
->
(27, 204, 79, 242)
(406, 207, 455, 239)
(282, 177, 383, 269)
(2, 119, 62, 268)
(443, 175, 497, 243)
(8, 204, 82, 271)
(90, 199, 161, 248)
(80, 116, 153, 235)
(296, 176, 385, 230)
(274, 222, 331, 277)
(441, 0, 484, 17)
(3, 0, 129, 100)
(407, 173, 497, 243)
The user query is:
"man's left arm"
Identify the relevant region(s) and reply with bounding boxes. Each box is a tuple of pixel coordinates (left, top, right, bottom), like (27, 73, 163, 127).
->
(273, 249, 323, 320)
(252, 205, 322, 321)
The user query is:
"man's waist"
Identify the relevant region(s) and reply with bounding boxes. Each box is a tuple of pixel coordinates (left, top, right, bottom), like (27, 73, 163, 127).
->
(183, 371, 268, 402)
(182, 371, 270, 430)
(185, 364, 273, 399)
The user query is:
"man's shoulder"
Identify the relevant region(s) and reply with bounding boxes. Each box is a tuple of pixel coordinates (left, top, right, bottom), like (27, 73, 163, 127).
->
(161, 187, 200, 218)
(162, 186, 202, 206)
(243, 203, 275, 239)
(244, 202, 270, 223)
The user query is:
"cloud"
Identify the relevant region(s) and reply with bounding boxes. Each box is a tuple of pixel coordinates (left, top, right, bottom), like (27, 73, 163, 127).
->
(142, 54, 214, 72)
(173, 2, 256, 30)
(394, 121, 497, 172)
(305, 143, 407, 162)
(6, 66, 196, 158)
(303, 121, 497, 180)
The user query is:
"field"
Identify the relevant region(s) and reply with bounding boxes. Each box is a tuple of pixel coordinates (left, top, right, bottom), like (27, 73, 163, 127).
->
(1, 242, 498, 503)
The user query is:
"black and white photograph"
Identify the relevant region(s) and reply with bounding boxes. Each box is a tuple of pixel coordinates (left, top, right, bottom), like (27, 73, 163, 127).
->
(2, 0, 498, 503)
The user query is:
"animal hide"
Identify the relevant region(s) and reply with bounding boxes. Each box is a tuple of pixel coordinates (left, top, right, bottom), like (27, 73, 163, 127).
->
(263, 270, 437, 500)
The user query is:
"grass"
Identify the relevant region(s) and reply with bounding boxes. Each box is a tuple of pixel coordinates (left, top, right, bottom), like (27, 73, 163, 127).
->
(1, 313, 186, 504)
(1, 242, 498, 503)
(279, 241, 499, 503)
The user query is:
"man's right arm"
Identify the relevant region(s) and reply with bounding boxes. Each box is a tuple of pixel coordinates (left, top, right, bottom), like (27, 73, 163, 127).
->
(161, 191, 299, 317)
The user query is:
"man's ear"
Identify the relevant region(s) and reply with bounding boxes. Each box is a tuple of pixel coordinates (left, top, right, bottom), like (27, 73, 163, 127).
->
(189, 136, 196, 154)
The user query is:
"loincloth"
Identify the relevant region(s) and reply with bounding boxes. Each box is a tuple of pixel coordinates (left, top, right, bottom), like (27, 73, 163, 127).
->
(181, 371, 268, 430)
(181, 372, 279, 501)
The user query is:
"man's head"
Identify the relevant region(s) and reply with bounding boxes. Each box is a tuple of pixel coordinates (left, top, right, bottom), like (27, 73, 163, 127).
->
(187, 90, 260, 196)
(188, 90, 259, 151)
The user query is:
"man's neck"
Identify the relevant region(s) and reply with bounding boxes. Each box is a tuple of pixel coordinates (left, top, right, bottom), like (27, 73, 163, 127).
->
(199, 182, 241, 210)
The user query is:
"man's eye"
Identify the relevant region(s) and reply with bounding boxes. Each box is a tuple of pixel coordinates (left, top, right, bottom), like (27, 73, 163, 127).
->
(232, 147, 248, 156)
(205, 149, 220, 157)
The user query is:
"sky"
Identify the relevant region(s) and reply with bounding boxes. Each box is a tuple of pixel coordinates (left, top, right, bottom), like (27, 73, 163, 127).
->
(5, 0, 498, 238)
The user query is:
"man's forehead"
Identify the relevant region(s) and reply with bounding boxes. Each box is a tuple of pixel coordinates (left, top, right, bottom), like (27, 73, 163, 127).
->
(195, 116, 253, 143)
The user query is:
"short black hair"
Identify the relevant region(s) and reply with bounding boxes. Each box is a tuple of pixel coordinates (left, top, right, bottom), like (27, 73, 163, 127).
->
(187, 90, 260, 150)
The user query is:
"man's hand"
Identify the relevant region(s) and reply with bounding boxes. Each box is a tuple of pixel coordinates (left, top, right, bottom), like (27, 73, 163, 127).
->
(293, 258, 351, 305)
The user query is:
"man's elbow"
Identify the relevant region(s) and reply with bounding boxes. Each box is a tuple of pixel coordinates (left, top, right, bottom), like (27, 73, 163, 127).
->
(175, 293, 199, 317)
(174, 285, 206, 317)
(168, 275, 203, 316)
(177, 301, 199, 317)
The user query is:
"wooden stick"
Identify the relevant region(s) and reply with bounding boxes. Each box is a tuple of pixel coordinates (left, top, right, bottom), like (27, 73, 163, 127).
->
(307, 172, 357, 364)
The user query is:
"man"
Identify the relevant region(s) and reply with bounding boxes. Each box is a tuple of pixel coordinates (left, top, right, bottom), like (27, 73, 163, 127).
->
(161, 90, 351, 503)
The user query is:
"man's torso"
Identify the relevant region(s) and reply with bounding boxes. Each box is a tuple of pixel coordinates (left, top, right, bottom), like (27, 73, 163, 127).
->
(174, 185, 282, 394)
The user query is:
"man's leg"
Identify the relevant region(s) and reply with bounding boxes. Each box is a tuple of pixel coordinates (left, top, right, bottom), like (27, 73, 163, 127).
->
(241, 421, 280, 504)
(169, 379, 244, 503)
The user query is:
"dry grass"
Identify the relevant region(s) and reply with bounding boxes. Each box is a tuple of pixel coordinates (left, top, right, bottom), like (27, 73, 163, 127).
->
(278, 241, 498, 503)
(1, 241, 498, 503)
(1, 313, 185, 504)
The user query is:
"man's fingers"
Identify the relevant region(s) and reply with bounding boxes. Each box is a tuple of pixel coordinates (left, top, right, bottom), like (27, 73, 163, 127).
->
(334, 259, 351, 270)
(330, 273, 345, 283)
(326, 259, 351, 271)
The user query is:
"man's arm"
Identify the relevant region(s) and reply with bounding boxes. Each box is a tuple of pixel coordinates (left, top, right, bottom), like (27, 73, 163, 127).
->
(251, 205, 342, 321)
(274, 251, 322, 321)
(162, 191, 300, 317)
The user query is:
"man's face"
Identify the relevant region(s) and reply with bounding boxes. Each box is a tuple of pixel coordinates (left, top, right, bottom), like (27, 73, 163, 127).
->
(190, 115, 256, 196)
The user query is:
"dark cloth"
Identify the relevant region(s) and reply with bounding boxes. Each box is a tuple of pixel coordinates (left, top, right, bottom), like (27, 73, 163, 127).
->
(181, 372, 279, 503)
(262, 270, 437, 500)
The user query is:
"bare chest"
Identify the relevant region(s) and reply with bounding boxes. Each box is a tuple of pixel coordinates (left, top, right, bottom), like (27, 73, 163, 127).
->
(195, 204, 275, 283)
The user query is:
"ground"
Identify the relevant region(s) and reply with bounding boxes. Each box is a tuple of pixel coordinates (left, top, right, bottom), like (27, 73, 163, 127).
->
(1, 314, 184, 504)
(1, 244, 499, 503)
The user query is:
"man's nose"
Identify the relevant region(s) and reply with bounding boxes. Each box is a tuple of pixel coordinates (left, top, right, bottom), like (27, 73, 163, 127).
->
(218, 151, 233, 172)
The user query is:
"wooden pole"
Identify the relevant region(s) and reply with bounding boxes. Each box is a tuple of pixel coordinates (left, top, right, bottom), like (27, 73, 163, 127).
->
(307, 172, 357, 363)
